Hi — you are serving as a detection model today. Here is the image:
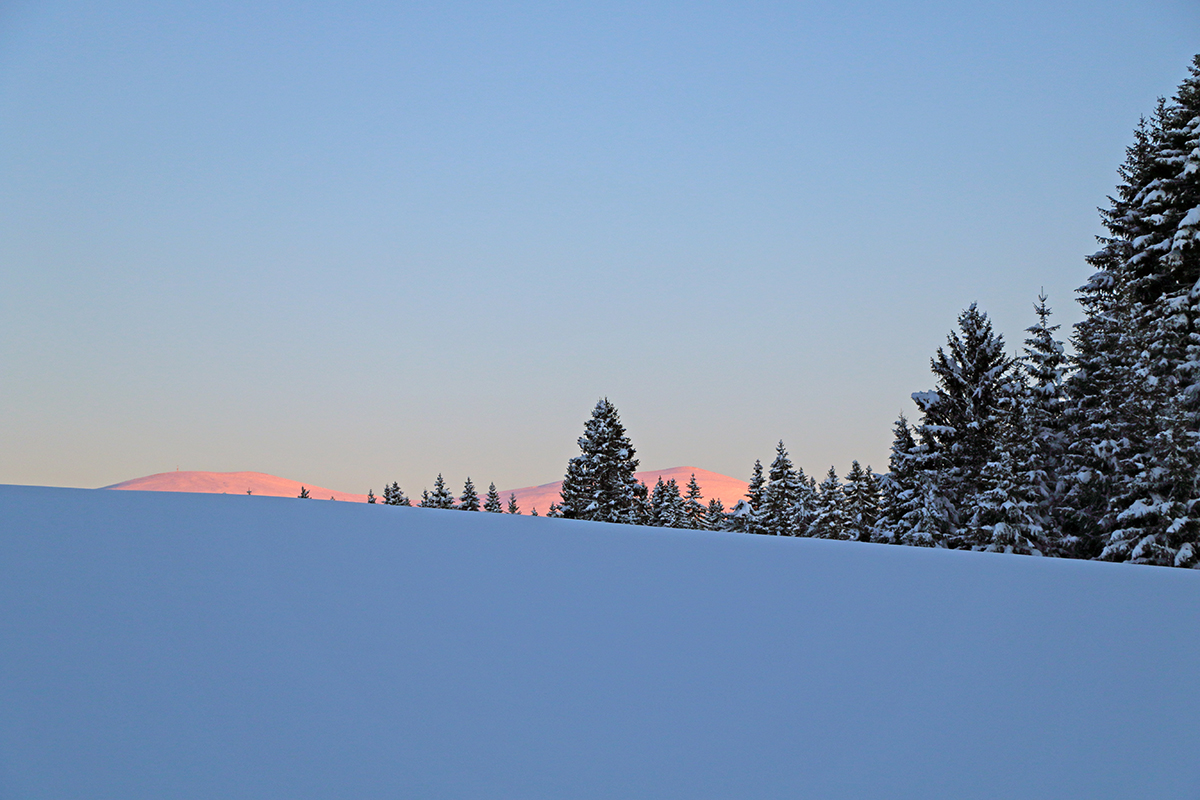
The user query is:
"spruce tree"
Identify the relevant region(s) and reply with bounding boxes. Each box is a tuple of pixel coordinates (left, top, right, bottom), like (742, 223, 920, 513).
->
(458, 477, 480, 511)
(484, 483, 503, 513)
(762, 441, 807, 536)
(507, 493, 520, 514)
(421, 474, 456, 509)
(631, 480, 653, 526)
(703, 498, 727, 531)
(559, 399, 641, 524)
(298, 486, 310, 499)
(1063, 59, 1200, 567)
(810, 467, 850, 539)
(683, 474, 705, 530)
(843, 461, 880, 542)
(547, 502, 561, 518)
(1021, 293, 1068, 550)
(909, 304, 1018, 546)
(729, 460, 767, 534)
(529, 506, 539, 517)
(650, 477, 687, 528)
(367, 489, 376, 504)
(384, 481, 410, 507)
(876, 414, 920, 543)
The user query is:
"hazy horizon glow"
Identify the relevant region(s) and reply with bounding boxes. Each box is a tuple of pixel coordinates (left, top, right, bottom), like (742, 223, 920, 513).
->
(2, 0, 1198, 495)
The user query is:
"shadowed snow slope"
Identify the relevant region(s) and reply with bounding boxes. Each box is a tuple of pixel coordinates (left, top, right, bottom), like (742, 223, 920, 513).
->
(2, 484, 1198, 799)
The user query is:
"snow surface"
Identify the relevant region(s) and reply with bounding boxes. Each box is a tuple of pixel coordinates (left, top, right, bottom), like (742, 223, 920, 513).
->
(2, 484, 1198, 799)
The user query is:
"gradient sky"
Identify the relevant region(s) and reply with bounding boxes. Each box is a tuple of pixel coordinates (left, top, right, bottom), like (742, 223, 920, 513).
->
(1, 1, 1198, 496)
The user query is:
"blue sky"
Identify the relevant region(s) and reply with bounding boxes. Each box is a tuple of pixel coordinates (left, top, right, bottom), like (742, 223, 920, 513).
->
(1, 0, 1197, 495)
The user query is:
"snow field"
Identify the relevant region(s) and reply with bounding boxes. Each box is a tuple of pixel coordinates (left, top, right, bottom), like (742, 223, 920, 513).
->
(1, 484, 1198, 799)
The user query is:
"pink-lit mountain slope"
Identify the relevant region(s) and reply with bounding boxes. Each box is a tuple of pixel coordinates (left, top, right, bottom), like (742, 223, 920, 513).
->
(103, 471, 370, 503)
(103, 467, 750, 513)
(504, 467, 748, 516)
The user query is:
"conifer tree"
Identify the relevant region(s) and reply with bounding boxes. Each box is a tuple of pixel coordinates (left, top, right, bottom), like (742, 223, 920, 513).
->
(421, 474, 455, 509)
(729, 460, 767, 534)
(909, 304, 1018, 546)
(810, 467, 850, 539)
(703, 497, 727, 531)
(484, 483, 503, 513)
(298, 486, 310, 499)
(843, 461, 880, 541)
(876, 414, 920, 543)
(631, 480, 653, 526)
(547, 502, 561, 518)
(1063, 59, 1200, 567)
(367, 489, 376, 504)
(458, 477, 480, 511)
(559, 399, 641, 524)
(530, 506, 539, 517)
(507, 493, 520, 514)
(1021, 293, 1068, 551)
(650, 477, 687, 528)
(383, 481, 410, 506)
(762, 441, 807, 536)
(683, 474, 705, 530)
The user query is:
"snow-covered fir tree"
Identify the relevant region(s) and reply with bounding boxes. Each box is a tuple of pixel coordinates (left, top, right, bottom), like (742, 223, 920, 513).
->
(1062, 59, 1200, 567)
(683, 474, 705, 530)
(728, 460, 767, 534)
(1021, 293, 1068, 551)
(483, 482, 503, 513)
(908, 304, 1018, 546)
(383, 481, 410, 506)
(876, 414, 920, 543)
(703, 498, 727, 531)
(809, 467, 850, 539)
(651, 477, 687, 528)
(842, 461, 880, 542)
(761, 442, 805, 536)
(367, 489, 376, 504)
(507, 493, 520, 514)
(558, 399, 641, 524)
(421, 475, 456, 509)
(547, 502, 561, 518)
(631, 480, 653, 526)
(458, 478, 480, 512)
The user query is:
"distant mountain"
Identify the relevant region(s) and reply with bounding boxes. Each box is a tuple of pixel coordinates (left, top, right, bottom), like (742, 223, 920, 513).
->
(103, 471, 369, 503)
(103, 467, 749, 512)
(503, 467, 748, 516)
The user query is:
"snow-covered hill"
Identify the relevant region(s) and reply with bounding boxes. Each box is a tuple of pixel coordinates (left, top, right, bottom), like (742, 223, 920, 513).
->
(2, 484, 1197, 799)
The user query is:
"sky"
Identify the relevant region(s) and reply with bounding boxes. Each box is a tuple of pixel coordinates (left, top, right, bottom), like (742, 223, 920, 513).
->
(1, 0, 1198, 497)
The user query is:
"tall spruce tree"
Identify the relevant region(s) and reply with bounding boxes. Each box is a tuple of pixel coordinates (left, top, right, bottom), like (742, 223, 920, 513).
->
(559, 399, 641, 524)
(876, 414, 920, 543)
(762, 441, 807, 536)
(683, 474, 705, 530)
(507, 493, 520, 514)
(843, 461, 880, 542)
(1021, 293, 1068, 551)
(810, 467, 850, 539)
(909, 304, 1018, 546)
(484, 482, 503, 513)
(1064, 58, 1200, 567)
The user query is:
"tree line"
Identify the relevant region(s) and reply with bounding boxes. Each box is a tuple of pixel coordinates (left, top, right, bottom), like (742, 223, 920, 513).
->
(354, 56, 1200, 569)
